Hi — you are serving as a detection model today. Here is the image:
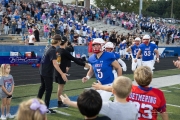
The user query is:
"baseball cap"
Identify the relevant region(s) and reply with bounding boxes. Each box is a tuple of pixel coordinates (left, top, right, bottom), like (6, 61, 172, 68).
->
(61, 36, 68, 43)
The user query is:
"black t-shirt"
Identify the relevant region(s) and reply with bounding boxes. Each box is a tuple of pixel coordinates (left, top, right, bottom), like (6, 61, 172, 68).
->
(39, 46, 56, 77)
(84, 116, 111, 120)
(55, 48, 85, 77)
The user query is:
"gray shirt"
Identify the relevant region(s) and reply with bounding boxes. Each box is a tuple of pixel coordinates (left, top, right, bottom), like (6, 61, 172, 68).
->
(0, 75, 14, 97)
(100, 101, 138, 120)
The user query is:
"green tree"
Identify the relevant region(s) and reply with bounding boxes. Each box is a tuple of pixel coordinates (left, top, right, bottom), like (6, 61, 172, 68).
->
(93, 0, 114, 10)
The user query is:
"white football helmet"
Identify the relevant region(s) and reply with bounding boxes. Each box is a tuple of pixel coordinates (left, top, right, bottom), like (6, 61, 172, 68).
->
(143, 34, 150, 40)
(104, 42, 114, 52)
(92, 38, 105, 54)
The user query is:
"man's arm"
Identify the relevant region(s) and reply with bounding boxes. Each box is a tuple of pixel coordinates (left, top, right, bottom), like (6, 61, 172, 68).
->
(111, 60, 122, 76)
(92, 81, 112, 92)
(82, 65, 94, 83)
(60, 94, 78, 108)
(154, 49, 160, 62)
(126, 46, 132, 52)
(53, 60, 68, 81)
(136, 49, 141, 59)
(160, 112, 168, 120)
(173, 57, 180, 68)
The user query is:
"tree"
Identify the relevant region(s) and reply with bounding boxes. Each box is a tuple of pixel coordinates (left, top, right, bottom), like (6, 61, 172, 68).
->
(93, 0, 114, 10)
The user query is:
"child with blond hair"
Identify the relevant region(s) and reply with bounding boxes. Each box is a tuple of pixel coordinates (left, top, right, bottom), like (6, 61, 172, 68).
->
(16, 98, 47, 120)
(127, 66, 168, 120)
(0, 64, 14, 119)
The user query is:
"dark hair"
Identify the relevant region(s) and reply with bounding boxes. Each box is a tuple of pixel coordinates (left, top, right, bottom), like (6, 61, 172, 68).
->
(60, 36, 68, 45)
(77, 89, 102, 118)
(52, 34, 62, 41)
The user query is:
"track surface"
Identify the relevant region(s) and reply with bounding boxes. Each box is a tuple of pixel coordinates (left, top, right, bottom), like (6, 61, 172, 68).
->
(11, 57, 177, 85)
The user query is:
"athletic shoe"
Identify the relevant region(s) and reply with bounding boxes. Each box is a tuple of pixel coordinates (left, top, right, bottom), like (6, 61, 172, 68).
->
(1, 115, 6, 120)
(58, 103, 69, 108)
(47, 109, 56, 114)
(6, 113, 14, 119)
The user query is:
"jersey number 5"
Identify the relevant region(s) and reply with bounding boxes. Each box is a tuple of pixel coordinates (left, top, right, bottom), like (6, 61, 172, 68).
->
(131, 101, 153, 119)
(97, 69, 103, 79)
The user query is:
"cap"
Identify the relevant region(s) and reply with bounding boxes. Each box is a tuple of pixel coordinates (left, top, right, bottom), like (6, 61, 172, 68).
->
(61, 36, 68, 43)
(52, 34, 61, 41)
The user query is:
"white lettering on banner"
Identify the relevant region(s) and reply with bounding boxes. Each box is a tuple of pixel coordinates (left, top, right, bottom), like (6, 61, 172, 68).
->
(129, 93, 157, 104)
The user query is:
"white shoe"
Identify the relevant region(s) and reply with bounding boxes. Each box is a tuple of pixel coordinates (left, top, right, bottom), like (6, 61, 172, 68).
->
(6, 113, 14, 119)
(1, 115, 6, 120)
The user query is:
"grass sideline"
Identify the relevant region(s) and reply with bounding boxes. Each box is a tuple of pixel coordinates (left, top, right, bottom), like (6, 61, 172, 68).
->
(11, 69, 180, 120)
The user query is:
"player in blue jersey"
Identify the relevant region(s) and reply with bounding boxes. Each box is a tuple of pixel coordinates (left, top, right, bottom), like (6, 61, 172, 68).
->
(135, 34, 159, 71)
(92, 28, 97, 39)
(76, 23, 81, 34)
(68, 20, 73, 32)
(98, 30, 103, 38)
(104, 42, 127, 78)
(119, 40, 127, 59)
(86, 26, 91, 35)
(82, 24, 87, 36)
(126, 37, 142, 71)
(82, 38, 122, 102)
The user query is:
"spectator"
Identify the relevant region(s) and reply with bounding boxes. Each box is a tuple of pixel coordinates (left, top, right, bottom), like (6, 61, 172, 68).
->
(60, 89, 111, 120)
(15, 98, 47, 120)
(34, 26, 40, 42)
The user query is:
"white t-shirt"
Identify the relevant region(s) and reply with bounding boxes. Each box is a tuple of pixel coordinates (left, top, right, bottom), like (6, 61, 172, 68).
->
(28, 35, 35, 43)
(100, 101, 138, 120)
(78, 37, 83, 45)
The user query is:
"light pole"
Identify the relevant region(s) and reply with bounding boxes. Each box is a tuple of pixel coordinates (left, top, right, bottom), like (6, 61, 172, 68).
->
(139, 0, 143, 17)
(171, 0, 173, 18)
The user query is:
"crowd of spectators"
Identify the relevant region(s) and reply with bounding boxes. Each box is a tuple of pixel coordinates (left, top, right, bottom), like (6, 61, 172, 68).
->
(0, 0, 180, 46)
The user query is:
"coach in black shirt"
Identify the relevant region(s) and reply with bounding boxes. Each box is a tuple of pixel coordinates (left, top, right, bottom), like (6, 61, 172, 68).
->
(37, 34, 68, 114)
(55, 36, 90, 108)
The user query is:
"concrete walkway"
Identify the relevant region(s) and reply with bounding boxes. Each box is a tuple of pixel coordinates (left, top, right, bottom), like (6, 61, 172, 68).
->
(133, 75, 180, 88)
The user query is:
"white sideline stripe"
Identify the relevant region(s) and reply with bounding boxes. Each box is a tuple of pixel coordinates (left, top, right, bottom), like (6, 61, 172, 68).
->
(167, 104, 180, 108)
(161, 90, 171, 92)
(54, 110, 71, 116)
(15, 79, 83, 87)
(169, 87, 180, 90)
(50, 107, 71, 116)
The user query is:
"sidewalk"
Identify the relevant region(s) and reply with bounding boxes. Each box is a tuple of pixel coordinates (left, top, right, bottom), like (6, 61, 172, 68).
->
(133, 75, 180, 88)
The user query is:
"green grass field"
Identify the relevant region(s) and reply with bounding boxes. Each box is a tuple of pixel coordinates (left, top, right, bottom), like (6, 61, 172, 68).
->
(11, 69, 180, 120)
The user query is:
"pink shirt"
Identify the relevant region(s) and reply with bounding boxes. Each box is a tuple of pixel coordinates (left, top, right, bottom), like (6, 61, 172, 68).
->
(44, 25, 49, 32)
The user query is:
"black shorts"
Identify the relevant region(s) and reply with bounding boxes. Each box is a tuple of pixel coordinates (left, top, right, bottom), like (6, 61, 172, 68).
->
(55, 76, 66, 85)
(66, 60, 71, 67)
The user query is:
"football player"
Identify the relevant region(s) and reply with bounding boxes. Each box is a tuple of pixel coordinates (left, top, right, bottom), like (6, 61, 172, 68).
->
(104, 42, 127, 78)
(126, 37, 142, 71)
(82, 38, 122, 102)
(135, 34, 159, 72)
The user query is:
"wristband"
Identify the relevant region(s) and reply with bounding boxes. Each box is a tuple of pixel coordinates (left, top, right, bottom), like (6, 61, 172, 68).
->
(86, 76, 90, 80)
(157, 58, 159, 61)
